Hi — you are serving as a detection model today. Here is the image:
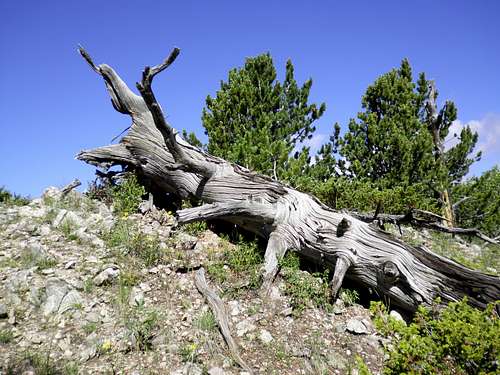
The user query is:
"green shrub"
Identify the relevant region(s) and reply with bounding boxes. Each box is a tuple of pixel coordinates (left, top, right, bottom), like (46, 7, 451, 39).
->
(305, 177, 438, 215)
(179, 341, 199, 363)
(226, 238, 263, 272)
(279, 253, 331, 314)
(111, 174, 146, 216)
(371, 298, 499, 374)
(340, 288, 360, 306)
(182, 221, 207, 236)
(0, 329, 14, 344)
(206, 237, 263, 292)
(195, 310, 217, 332)
(105, 219, 165, 267)
(124, 306, 159, 351)
(0, 186, 30, 206)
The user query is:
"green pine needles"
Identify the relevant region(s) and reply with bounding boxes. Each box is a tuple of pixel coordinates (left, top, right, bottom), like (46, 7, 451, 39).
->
(202, 53, 325, 181)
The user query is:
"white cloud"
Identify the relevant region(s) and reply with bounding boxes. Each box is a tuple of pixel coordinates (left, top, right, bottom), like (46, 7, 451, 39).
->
(447, 113, 500, 153)
(447, 113, 500, 175)
(302, 133, 328, 153)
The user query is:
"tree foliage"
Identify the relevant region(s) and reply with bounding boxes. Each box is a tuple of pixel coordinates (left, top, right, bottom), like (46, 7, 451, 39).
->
(323, 59, 480, 193)
(202, 53, 325, 180)
(452, 166, 500, 237)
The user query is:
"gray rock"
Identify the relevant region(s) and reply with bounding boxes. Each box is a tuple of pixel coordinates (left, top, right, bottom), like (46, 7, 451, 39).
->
(79, 344, 98, 362)
(42, 186, 62, 201)
(52, 209, 68, 228)
(170, 364, 203, 375)
(228, 300, 241, 316)
(334, 323, 346, 333)
(208, 367, 225, 375)
(346, 318, 368, 334)
(129, 287, 145, 307)
(93, 266, 120, 286)
(26, 332, 44, 344)
(259, 329, 274, 344)
(28, 286, 44, 307)
(326, 351, 348, 370)
(175, 232, 198, 250)
(58, 290, 83, 314)
(42, 278, 70, 316)
(7, 270, 31, 292)
(0, 303, 9, 319)
(0, 303, 7, 318)
(236, 318, 256, 337)
(280, 307, 293, 317)
(389, 310, 406, 324)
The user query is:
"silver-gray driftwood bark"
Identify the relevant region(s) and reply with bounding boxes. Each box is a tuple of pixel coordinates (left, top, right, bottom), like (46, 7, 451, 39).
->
(77, 47, 499, 313)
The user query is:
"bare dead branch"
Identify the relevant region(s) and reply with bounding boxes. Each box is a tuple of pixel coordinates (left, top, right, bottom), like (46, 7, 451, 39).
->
(194, 268, 253, 373)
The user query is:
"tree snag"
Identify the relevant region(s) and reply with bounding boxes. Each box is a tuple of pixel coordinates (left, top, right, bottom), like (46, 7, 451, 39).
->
(77, 47, 500, 313)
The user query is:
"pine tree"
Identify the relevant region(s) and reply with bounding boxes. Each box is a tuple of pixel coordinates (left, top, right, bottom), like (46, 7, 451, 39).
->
(202, 53, 325, 181)
(322, 59, 480, 215)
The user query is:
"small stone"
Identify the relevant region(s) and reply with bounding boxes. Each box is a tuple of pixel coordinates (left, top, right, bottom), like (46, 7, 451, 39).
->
(129, 287, 145, 307)
(389, 310, 406, 325)
(8, 309, 16, 325)
(332, 305, 345, 315)
(175, 232, 198, 250)
(236, 319, 256, 337)
(42, 278, 70, 316)
(64, 260, 77, 269)
(346, 319, 367, 334)
(27, 332, 44, 344)
(208, 367, 225, 375)
(93, 267, 120, 286)
(259, 329, 274, 344)
(280, 307, 293, 317)
(228, 300, 240, 316)
(334, 323, 346, 333)
(0, 303, 7, 319)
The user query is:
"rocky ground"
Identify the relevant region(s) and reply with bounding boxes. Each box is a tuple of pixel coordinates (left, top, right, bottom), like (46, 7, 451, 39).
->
(0, 187, 497, 374)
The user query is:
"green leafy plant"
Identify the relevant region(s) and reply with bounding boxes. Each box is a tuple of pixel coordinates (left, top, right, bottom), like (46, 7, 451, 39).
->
(60, 218, 79, 241)
(0, 329, 14, 344)
(182, 221, 207, 236)
(179, 342, 199, 363)
(279, 253, 331, 314)
(111, 174, 146, 216)
(105, 219, 166, 267)
(340, 288, 360, 306)
(124, 307, 159, 351)
(195, 310, 217, 332)
(371, 298, 499, 374)
(82, 322, 97, 335)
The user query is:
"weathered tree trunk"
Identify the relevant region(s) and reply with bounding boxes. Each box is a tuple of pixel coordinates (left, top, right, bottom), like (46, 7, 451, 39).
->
(77, 47, 499, 313)
(426, 81, 455, 227)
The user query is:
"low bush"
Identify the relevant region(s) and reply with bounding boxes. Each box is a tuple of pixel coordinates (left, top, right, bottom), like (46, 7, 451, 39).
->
(0, 186, 30, 206)
(371, 298, 499, 374)
(110, 174, 146, 216)
(279, 252, 331, 314)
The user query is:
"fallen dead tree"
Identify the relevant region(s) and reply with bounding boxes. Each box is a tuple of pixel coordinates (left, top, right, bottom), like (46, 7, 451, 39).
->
(77, 47, 499, 313)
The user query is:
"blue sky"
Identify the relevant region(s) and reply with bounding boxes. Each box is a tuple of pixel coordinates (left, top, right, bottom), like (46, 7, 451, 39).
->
(1, 0, 499, 197)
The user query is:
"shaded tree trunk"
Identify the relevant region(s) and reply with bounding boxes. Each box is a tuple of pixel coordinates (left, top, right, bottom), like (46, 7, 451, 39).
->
(77, 47, 499, 313)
